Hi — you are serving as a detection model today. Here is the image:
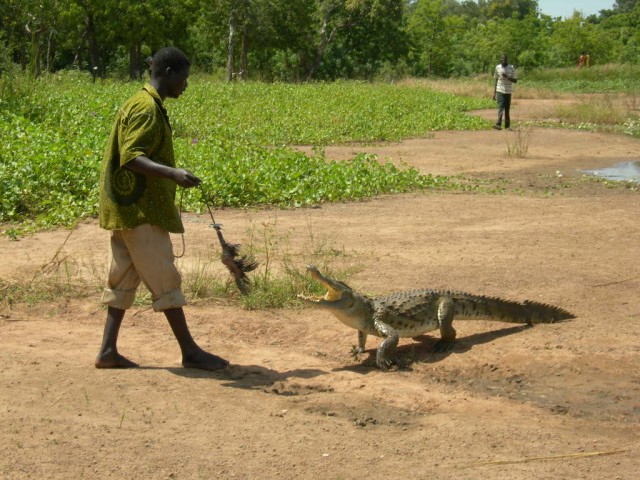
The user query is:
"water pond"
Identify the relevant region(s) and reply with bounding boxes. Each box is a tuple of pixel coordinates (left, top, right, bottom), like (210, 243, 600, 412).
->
(581, 161, 640, 183)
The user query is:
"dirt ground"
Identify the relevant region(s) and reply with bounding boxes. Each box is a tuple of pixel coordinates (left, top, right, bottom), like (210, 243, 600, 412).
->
(1, 101, 639, 479)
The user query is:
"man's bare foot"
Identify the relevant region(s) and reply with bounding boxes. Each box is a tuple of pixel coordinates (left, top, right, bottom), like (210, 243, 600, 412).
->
(182, 349, 229, 371)
(95, 351, 139, 368)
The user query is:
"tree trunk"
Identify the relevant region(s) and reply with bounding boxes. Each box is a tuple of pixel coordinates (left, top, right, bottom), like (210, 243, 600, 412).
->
(26, 22, 43, 77)
(19, 43, 27, 71)
(31, 31, 42, 77)
(305, 11, 337, 81)
(129, 43, 142, 80)
(226, 5, 236, 82)
(240, 29, 248, 80)
(86, 13, 102, 78)
(46, 30, 54, 73)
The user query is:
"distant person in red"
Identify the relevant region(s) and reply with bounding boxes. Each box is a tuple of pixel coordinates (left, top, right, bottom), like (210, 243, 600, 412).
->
(578, 51, 586, 69)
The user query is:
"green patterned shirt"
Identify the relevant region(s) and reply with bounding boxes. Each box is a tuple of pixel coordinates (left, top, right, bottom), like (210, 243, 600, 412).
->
(99, 84, 183, 233)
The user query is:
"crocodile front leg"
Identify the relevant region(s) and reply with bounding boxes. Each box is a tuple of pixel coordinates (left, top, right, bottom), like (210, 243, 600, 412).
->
(351, 331, 368, 358)
(373, 315, 399, 369)
(357, 330, 367, 353)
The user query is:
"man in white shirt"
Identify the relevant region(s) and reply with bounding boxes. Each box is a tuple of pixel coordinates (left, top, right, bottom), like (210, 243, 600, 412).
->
(492, 54, 518, 130)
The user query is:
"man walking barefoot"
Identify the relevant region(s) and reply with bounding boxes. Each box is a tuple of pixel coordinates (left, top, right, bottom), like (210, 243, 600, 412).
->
(96, 47, 228, 371)
(492, 53, 518, 131)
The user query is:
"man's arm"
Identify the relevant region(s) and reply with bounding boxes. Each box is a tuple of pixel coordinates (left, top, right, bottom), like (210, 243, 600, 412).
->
(125, 155, 201, 188)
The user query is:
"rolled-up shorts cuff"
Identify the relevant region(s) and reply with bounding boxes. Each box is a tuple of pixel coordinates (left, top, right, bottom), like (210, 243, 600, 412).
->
(152, 288, 187, 312)
(101, 288, 137, 310)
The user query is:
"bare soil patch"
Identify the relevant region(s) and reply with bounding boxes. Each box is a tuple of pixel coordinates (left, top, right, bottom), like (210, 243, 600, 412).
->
(1, 110, 639, 479)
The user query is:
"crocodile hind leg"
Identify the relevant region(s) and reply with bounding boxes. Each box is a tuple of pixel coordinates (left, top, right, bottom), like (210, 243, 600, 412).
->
(373, 315, 399, 369)
(434, 296, 456, 353)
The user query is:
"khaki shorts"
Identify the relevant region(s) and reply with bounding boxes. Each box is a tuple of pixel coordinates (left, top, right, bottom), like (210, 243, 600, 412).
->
(101, 224, 187, 312)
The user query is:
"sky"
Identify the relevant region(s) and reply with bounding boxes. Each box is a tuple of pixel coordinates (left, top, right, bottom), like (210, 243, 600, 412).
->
(537, 0, 615, 18)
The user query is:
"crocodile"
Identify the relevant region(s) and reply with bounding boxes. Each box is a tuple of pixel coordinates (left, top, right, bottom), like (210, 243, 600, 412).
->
(298, 265, 574, 369)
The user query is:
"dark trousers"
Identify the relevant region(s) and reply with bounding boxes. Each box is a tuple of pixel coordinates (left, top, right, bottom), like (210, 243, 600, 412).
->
(496, 92, 512, 129)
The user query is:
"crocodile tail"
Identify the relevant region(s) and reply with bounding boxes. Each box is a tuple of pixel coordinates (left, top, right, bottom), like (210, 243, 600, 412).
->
(453, 294, 575, 325)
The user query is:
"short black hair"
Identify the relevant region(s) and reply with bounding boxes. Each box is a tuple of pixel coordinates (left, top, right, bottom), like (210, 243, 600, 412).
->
(151, 47, 190, 78)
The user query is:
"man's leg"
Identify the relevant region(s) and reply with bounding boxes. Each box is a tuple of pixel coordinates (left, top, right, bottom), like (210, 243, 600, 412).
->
(164, 307, 229, 370)
(121, 225, 229, 371)
(504, 94, 512, 129)
(96, 230, 140, 368)
(95, 307, 139, 368)
(495, 92, 504, 129)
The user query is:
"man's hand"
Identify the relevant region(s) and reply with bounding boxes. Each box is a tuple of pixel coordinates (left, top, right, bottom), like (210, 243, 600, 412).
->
(172, 169, 201, 188)
(126, 156, 201, 188)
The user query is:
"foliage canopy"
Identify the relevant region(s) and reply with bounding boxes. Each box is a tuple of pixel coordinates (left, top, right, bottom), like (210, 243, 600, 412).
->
(1, 0, 639, 80)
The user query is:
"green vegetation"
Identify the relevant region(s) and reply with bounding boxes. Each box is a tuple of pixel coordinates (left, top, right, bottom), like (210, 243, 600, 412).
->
(522, 65, 640, 136)
(0, 72, 490, 231)
(524, 64, 640, 93)
(2, 1, 640, 82)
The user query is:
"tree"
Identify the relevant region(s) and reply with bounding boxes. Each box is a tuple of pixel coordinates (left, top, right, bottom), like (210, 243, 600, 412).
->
(224, 0, 255, 81)
(600, 2, 640, 63)
(406, 0, 461, 76)
(484, 0, 539, 20)
(547, 13, 619, 66)
(614, 0, 638, 13)
(300, 0, 347, 80)
(0, 0, 61, 76)
(317, 0, 406, 79)
(70, 0, 103, 78)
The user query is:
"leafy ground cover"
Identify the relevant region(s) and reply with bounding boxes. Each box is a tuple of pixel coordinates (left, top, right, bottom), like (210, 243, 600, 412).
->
(3, 65, 637, 233)
(0, 72, 491, 231)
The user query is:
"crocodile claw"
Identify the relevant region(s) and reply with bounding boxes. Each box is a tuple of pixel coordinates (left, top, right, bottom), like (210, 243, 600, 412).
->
(350, 345, 364, 358)
(376, 354, 396, 370)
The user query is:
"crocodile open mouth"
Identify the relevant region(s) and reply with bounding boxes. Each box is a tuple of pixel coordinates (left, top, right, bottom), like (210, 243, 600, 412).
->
(297, 265, 344, 303)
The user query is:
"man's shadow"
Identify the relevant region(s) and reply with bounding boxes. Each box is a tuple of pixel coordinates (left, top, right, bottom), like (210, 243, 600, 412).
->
(163, 364, 327, 390)
(336, 325, 528, 373)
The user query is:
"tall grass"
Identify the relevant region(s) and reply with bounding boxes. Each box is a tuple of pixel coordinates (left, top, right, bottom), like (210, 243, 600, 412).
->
(0, 216, 354, 310)
(505, 126, 533, 158)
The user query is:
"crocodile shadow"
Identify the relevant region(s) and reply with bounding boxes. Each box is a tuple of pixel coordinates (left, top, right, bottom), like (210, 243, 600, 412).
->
(335, 324, 528, 372)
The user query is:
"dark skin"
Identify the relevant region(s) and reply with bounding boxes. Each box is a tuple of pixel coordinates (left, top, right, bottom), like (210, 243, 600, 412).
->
(492, 54, 518, 101)
(95, 64, 228, 371)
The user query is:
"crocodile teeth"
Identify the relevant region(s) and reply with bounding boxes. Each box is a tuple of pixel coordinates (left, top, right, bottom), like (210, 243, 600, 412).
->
(297, 290, 342, 302)
(324, 290, 342, 301)
(297, 294, 322, 302)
